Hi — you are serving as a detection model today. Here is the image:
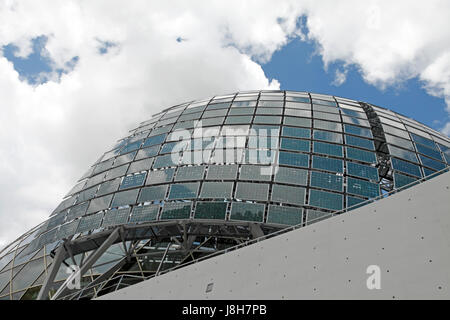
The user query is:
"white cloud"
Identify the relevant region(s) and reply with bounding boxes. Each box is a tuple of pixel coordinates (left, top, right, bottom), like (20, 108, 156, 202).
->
(0, 0, 300, 248)
(1, 0, 449, 249)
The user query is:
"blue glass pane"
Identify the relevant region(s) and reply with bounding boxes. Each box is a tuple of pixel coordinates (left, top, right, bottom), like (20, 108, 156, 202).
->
(267, 205, 302, 225)
(347, 177, 380, 198)
(347, 196, 366, 209)
(410, 133, 436, 148)
(309, 189, 343, 211)
(288, 96, 310, 103)
(153, 154, 179, 168)
(168, 183, 199, 199)
(279, 151, 309, 168)
(346, 161, 379, 180)
(419, 154, 446, 171)
(281, 138, 310, 152)
(120, 140, 143, 155)
(310, 171, 343, 191)
(391, 158, 422, 177)
(345, 135, 375, 150)
(346, 147, 377, 163)
(135, 145, 159, 160)
(119, 173, 147, 190)
(313, 141, 343, 157)
(312, 155, 343, 173)
(281, 126, 311, 139)
(393, 172, 418, 189)
(312, 99, 337, 107)
(415, 143, 443, 161)
(111, 189, 139, 207)
(438, 143, 450, 163)
(143, 134, 166, 147)
(423, 167, 437, 177)
(313, 130, 343, 143)
(344, 124, 373, 138)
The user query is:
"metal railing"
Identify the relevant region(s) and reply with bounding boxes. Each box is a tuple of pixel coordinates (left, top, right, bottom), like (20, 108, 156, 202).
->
(59, 166, 449, 300)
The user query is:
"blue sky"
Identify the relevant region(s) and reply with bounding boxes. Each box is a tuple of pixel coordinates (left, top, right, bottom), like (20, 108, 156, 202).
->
(262, 40, 449, 131)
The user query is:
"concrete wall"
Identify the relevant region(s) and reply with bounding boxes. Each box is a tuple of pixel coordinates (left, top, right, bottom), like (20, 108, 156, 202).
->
(99, 171, 450, 300)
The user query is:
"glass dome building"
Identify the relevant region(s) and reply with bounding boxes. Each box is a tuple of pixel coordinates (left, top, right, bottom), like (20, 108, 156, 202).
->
(0, 90, 449, 300)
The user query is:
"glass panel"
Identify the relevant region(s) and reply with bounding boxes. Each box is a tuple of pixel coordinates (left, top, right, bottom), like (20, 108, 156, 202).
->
(391, 158, 422, 177)
(153, 154, 179, 168)
(235, 182, 269, 201)
(96, 178, 121, 197)
(347, 196, 366, 209)
(120, 140, 143, 155)
(105, 164, 129, 181)
(267, 205, 302, 225)
(135, 145, 160, 160)
(411, 133, 436, 148)
(225, 115, 253, 125)
(313, 141, 343, 157)
(102, 208, 131, 227)
(306, 209, 331, 224)
(256, 107, 283, 115)
(419, 154, 446, 171)
(146, 168, 175, 185)
(344, 124, 373, 138)
(76, 212, 104, 233)
(199, 182, 233, 199)
(285, 101, 310, 109)
(309, 189, 343, 211)
(415, 143, 443, 161)
(194, 202, 227, 220)
(384, 134, 414, 151)
(142, 134, 167, 147)
(160, 202, 192, 219)
(346, 162, 379, 180)
(67, 202, 89, 220)
(245, 149, 276, 165)
(312, 155, 343, 173)
(283, 116, 311, 127)
(206, 165, 238, 180)
(381, 124, 410, 139)
(271, 184, 305, 205)
(310, 171, 343, 191)
(346, 147, 377, 164)
(281, 126, 310, 139)
(345, 135, 375, 150)
(228, 107, 255, 116)
(274, 166, 308, 185)
(175, 166, 205, 181)
(253, 115, 282, 124)
(393, 172, 418, 189)
(278, 151, 309, 168)
(239, 165, 273, 181)
(168, 183, 199, 199)
(130, 204, 160, 223)
(342, 116, 370, 127)
(111, 189, 139, 207)
(313, 130, 343, 143)
(280, 138, 310, 152)
(127, 158, 154, 174)
(56, 220, 79, 240)
(230, 202, 264, 222)
(11, 258, 45, 292)
(314, 112, 341, 122)
(347, 177, 380, 198)
(312, 99, 337, 107)
(388, 145, 418, 163)
(313, 119, 342, 132)
(138, 185, 168, 202)
(87, 194, 113, 214)
(119, 173, 147, 190)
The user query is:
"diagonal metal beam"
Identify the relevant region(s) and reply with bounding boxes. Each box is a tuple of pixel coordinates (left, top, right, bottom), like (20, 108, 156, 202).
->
(37, 242, 68, 300)
(51, 227, 121, 300)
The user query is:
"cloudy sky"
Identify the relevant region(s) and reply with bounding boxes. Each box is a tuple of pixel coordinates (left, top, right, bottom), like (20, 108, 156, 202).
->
(0, 0, 449, 249)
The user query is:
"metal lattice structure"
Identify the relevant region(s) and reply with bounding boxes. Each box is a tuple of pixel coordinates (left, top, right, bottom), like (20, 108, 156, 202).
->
(0, 90, 449, 300)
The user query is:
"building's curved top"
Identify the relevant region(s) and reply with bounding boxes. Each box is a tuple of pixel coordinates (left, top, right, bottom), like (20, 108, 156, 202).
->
(1, 90, 449, 300)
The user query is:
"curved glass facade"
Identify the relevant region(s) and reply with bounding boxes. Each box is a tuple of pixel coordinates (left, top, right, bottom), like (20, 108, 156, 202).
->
(1, 90, 449, 300)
